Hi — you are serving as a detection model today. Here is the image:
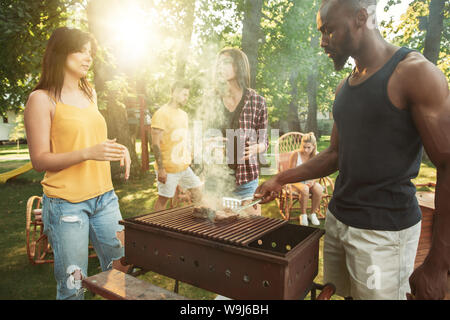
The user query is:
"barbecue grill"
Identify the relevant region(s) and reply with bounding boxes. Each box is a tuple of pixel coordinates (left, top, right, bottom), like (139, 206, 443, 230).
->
(120, 205, 325, 300)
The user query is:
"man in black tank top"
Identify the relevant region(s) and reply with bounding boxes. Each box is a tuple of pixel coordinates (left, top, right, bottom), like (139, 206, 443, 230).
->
(255, 0, 450, 300)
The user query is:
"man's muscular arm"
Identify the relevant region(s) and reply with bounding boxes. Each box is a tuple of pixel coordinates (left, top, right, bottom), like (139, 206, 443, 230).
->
(404, 53, 450, 299)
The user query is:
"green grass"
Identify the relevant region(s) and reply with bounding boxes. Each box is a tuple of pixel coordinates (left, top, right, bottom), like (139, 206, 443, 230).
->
(0, 143, 30, 162)
(0, 138, 437, 300)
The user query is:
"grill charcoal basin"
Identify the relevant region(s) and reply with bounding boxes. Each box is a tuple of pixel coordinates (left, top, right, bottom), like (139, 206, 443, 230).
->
(120, 216, 324, 300)
(248, 223, 322, 256)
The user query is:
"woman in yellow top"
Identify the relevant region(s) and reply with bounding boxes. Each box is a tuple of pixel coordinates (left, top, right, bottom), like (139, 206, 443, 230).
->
(24, 27, 131, 300)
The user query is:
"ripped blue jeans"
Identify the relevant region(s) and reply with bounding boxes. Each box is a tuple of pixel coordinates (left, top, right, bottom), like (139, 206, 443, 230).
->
(42, 190, 124, 300)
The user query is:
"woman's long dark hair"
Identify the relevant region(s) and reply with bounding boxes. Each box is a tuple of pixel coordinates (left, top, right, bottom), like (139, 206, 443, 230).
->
(216, 47, 251, 92)
(33, 27, 98, 102)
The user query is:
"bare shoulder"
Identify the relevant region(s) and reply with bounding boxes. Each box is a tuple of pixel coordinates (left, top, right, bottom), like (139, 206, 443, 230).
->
(25, 89, 54, 113)
(398, 52, 447, 91)
(396, 52, 448, 107)
(398, 52, 434, 73)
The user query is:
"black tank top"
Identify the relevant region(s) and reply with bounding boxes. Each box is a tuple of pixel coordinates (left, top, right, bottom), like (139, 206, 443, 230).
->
(328, 47, 423, 231)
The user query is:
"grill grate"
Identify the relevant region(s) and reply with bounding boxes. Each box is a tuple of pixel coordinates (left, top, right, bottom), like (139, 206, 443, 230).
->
(130, 205, 287, 247)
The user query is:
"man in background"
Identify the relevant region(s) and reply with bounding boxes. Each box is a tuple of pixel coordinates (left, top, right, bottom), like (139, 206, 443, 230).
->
(151, 81, 202, 210)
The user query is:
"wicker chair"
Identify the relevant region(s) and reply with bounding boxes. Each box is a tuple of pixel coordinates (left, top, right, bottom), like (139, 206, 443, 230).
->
(274, 132, 334, 221)
(26, 196, 96, 265)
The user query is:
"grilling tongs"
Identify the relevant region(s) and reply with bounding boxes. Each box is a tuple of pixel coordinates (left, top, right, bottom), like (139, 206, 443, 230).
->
(234, 198, 263, 214)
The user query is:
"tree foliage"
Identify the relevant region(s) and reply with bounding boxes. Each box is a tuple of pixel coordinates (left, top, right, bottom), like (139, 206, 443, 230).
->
(0, 0, 77, 117)
(381, 0, 449, 78)
(1, 0, 447, 135)
(257, 0, 350, 132)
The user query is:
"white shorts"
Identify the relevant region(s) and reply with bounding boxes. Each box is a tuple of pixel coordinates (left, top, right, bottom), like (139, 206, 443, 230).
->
(156, 167, 202, 198)
(323, 209, 421, 300)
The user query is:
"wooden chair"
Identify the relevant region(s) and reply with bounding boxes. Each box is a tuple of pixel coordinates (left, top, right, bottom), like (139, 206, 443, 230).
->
(283, 154, 334, 221)
(26, 196, 52, 264)
(26, 195, 96, 265)
(414, 182, 436, 270)
(274, 132, 334, 221)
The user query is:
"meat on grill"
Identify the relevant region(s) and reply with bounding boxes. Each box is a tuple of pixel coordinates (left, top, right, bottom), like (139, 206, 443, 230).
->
(192, 205, 239, 223)
(192, 206, 214, 219)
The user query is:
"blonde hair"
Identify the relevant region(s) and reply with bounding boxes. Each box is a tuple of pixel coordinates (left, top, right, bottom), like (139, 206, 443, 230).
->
(300, 132, 317, 160)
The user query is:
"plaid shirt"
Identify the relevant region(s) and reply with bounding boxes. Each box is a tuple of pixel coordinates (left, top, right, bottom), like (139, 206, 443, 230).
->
(232, 88, 268, 186)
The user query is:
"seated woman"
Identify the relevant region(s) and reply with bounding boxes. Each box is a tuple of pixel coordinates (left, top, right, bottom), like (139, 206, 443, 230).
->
(289, 133, 322, 226)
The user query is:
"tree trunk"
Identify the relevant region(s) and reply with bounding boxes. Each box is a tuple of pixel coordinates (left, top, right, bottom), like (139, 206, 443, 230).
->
(305, 35, 320, 136)
(306, 70, 318, 136)
(105, 91, 140, 179)
(422, 0, 445, 162)
(87, 0, 140, 179)
(423, 0, 445, 64)
(241, 0, 263, 88)
(288, 69, 301, 132)
(175, 0, 196, 80)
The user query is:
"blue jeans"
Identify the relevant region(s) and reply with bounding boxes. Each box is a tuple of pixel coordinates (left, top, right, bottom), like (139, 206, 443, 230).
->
(42, 190, 124, 300)
(233, 178, 259, 200)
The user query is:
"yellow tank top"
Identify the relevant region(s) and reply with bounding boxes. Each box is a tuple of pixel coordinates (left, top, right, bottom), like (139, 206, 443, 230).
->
(41, 99, 114, 203)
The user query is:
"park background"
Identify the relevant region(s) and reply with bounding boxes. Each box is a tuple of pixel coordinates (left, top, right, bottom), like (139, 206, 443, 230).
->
(0, 0, 447, 299)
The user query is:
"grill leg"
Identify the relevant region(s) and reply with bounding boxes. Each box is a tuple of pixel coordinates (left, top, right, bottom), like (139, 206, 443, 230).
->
(310, 283, 317, 300)
(129, 267, 149, 277)
(311, 282, 336, 300)
(174, 279, 179, 293)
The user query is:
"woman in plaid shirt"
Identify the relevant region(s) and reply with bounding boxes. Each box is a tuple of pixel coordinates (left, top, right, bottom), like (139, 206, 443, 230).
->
(213, 48, 269, 215)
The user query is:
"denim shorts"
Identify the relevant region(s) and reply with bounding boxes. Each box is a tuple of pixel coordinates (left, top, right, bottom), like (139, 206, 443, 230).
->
(42, 190, 124, 300)
(232, 178, 259, 200)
